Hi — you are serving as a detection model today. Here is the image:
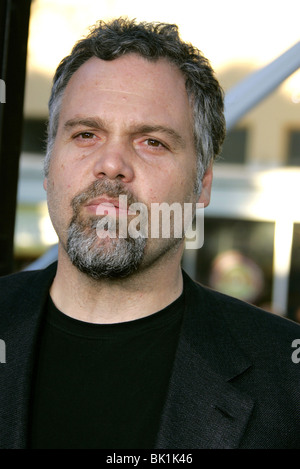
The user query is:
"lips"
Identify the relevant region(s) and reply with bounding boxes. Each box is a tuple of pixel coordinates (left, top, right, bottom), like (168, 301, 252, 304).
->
(86, 197, 120, 208)
(85, 196, 134, 216)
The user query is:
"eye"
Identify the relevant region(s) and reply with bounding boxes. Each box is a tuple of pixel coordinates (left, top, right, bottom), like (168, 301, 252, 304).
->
(76, 131, 95, 139)
(72, 131, 99, 147)
(145, 138, 165, 148)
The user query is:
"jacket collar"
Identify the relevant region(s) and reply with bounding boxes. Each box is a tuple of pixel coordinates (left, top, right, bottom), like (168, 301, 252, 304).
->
(155, 271, 254, 449)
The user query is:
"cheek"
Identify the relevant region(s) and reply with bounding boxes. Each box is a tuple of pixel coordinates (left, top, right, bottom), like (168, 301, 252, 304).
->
(49, 159, 74, 195)
(140, 167, 183, 205)
(46, 169, 71, 216)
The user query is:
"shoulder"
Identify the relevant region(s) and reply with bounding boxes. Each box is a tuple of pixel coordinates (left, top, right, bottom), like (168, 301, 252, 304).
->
(0, 262, 57, 313)
(0, 264, 52, 293)
(184, 271, 300, 336)
(0, 268, 42, 289)
(183, 271, 300, 370)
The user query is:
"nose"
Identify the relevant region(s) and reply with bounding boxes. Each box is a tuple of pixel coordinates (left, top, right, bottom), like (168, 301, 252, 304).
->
(92, 140, 134, 183)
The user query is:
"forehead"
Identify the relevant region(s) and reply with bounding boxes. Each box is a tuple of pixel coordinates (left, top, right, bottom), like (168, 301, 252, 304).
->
(59, 54, 194, 131)
(65, 53, 187, 95)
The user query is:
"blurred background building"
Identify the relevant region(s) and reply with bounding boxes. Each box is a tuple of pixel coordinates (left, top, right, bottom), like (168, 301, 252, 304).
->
(10, 0, 300, 322)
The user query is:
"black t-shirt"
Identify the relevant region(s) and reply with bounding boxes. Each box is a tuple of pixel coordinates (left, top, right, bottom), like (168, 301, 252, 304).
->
(29, 291, 184, 449)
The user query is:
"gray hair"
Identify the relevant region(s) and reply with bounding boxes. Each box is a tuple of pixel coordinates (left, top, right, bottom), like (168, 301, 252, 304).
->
(45, 18, 226, 192)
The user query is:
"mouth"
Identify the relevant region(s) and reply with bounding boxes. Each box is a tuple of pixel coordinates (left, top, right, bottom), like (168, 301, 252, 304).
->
(85, 196, 135, 216)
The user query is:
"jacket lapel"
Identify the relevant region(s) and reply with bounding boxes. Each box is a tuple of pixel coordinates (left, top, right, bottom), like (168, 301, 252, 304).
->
(0, 263, 57, 449)
(155, 273, 254, 449)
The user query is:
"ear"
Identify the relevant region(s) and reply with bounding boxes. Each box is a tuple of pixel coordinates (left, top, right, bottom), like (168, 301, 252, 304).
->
(43, 177, 48, 191)
(198, 164, 213, 207)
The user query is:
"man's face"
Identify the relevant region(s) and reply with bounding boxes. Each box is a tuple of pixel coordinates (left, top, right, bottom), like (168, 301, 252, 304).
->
(45, 54, 212, 278)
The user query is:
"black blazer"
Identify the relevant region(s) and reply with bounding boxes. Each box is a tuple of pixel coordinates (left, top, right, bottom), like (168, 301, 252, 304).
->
(0, 262, 300, 449)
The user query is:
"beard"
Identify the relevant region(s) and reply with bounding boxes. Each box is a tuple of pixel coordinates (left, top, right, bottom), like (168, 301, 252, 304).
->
(66, 179, 147, 279)
(67, 218, 146, 279)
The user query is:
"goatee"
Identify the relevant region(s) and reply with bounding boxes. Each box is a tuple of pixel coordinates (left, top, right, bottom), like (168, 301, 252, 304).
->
(66, 179, 146, 279)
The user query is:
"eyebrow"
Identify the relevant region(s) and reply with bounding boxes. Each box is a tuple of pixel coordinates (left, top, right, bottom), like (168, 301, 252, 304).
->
(63, 116, 186, 148)
(134, 125, 186, 148)
(64, 117, 105, 131)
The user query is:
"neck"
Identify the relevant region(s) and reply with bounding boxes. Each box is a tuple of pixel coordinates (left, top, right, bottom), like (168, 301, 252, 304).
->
(49, 244, 184, 324)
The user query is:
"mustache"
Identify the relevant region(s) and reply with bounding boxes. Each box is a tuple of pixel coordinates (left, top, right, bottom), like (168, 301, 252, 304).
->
(71, 179, 139, 214)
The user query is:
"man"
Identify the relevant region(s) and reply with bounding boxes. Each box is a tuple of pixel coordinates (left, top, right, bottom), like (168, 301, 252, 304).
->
(0, 18, 299, 449)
